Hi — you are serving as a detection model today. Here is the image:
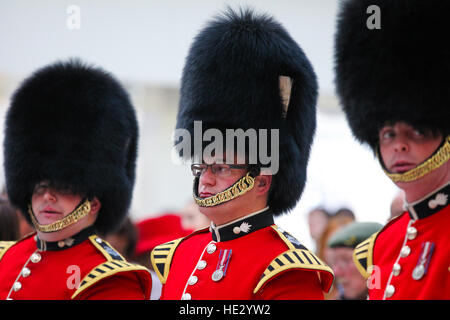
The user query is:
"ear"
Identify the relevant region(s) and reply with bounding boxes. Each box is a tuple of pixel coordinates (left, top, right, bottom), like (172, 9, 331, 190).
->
(255, 175, 272, 196)
(89, 197, 102, 216)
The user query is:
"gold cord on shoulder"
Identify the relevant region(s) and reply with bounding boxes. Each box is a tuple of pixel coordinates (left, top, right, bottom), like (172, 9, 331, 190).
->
(382, 136, 450, 183)
(194, 172, 255, 207)
(28, 199, 91, 233)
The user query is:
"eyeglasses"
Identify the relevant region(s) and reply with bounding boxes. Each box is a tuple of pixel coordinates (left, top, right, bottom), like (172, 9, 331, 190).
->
(191, 164, 248, 177)
(32, 182, 74, 196)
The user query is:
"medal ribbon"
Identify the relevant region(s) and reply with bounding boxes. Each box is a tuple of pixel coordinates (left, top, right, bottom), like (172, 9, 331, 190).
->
(216, 249, 232, 277)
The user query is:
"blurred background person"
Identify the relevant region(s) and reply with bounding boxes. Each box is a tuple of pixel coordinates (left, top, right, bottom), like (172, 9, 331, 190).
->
(327, 222, 383, 300)
(16, 210, 35, 238)
(307, 207, 330, 254)
(104, 217, 138, 261)
(334, 207, 356, 221)
(0, 196, 20, 241)
(317, 207, 356, 299)
(134, 213, 192, 299)
(389, 190, 405, 221)
(1, 187, 34, 239)
(317, 208, 356, 261)
(178, 199, 210, 231)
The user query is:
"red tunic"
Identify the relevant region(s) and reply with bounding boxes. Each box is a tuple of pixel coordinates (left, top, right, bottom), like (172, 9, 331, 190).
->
(0, 230, 151, 300)
(354, 183, 450, 300)
(151, 209, 334, 300)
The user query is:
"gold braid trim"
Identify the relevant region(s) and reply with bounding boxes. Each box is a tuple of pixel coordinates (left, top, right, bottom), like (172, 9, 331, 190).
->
(382, 136, 450, 183)
(28, 199, 91, 233)
(194, 172, 255, 207)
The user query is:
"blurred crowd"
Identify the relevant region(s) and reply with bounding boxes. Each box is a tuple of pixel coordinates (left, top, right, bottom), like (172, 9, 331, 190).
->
(306, 190, 405, 300)
(0, 186, 404, 300)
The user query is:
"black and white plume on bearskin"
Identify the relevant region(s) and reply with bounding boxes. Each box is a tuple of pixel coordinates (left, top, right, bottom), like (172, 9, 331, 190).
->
(175, 8, 318, 215)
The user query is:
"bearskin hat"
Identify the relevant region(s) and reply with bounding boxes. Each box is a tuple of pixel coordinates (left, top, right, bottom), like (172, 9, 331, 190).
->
(335, 0, 450, 149)
(175, 8, 318, 215)
(4, 59, 138, 234)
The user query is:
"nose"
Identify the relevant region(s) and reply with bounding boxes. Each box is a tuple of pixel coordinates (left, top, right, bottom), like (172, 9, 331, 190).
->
(198, 166, 216, 187)
(393, 136, 409, 153)
(42, 189, 57, 202)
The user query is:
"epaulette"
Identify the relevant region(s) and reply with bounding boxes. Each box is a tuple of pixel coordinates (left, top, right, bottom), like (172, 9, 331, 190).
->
(0, 241, 16, 262)
(151, 238, 184, 284)
(150, 227, 208, 284)
(353, 232, 378, 279)
(254, 226, 335, 294)
(71, 235, 151, 299)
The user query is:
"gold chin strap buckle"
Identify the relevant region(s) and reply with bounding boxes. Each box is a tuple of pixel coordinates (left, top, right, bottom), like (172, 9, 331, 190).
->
(383, 136, 450, 183)
(194, 172, 255, 207)
(28, 199, 91, 233)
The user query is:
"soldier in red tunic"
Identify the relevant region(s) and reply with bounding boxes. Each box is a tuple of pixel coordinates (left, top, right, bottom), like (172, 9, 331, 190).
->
(0, 60, 151, 300)
(335, 0, 450, 299)
(151, 8, 334, 300)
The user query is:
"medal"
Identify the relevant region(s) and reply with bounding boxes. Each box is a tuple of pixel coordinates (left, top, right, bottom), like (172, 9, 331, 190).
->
(412, 242, 434, 280)
(212, 269, 224, 282)
(412, 265, 425, 280)
(212, 249, 232, 282)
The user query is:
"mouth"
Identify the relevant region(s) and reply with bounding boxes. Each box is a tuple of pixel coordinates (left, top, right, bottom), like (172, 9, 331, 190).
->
(39, 206, 62, 216)
(391, 161, 416, 173)
(198, 192, 215, 198)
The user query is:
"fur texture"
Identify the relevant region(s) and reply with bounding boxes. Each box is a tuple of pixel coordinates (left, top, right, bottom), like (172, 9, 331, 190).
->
(176, 8, 318, 215)
(4, 59, 138, 234)
(335, 0, 450, 149)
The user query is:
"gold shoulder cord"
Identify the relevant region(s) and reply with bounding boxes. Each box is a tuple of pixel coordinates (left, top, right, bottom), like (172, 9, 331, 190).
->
(382, 136, 450, 183)
(28, 199, 91, 233)
(194, 172, 255, 207)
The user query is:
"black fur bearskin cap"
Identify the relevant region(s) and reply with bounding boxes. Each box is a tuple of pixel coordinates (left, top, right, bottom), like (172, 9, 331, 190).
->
(4, 59, 139, 234)
(335, 0, 450, 149)
(176, 8, 318, 215)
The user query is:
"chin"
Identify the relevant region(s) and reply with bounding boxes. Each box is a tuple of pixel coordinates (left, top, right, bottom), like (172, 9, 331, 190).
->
(394, 179, 415, 187)
(198, 204, 226, 216)
(198, 200, 237, 219)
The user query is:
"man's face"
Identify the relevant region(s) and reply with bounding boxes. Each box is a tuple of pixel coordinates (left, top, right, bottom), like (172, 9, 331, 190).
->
(379, 122, 442, 175)
(196, 153, 248, 198)
(31, 181, 84, 227)
(327, 247, 367, 299)
(197, 167, 247, 200)
(195, 154, 258, 225)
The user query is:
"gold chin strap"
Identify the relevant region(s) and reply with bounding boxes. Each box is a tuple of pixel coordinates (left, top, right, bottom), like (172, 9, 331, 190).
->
(28, 199, 91, 233)
(381, 136, 450, 183)
(194, 172, 255, 207)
